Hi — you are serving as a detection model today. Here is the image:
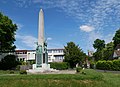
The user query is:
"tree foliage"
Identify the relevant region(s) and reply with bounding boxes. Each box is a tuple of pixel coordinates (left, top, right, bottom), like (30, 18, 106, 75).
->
(0, 12, 17, 52)
(102, 42, 114, 60)
(0, 55, 19, 70)
(93, 39, 114, 61)
(93, 39, 105, 61)
(113, 29, 120, 48)
(93, 29, 120, 61)
(64, 42, 86, 68)
(93, 39, 105, 51)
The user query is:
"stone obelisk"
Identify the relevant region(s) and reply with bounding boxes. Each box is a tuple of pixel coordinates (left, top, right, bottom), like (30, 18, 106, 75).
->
(28, 9, 57, 73)
(35, 9, 48, 69)
(38, 9, 44, 47)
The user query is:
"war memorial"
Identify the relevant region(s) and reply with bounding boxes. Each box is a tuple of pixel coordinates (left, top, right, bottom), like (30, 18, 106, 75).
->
(27, 9, 57, 73)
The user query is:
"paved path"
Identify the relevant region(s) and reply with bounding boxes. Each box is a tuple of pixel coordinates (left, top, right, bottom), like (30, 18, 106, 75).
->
(43, 70, 76, 74)
(27, 70, 76, 74)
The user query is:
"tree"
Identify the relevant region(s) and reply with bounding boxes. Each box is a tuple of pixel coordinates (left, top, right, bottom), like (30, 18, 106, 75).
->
(63, 42, 86, 68)
(0, 12, 17, 53)
(93, 39, 105, 61)
(93, 51, 103, 61)
(102, 42, 114, 60)
(0, 55, 19, 70)
(93, 39, 105, 51)
(113, 29, 120, 48)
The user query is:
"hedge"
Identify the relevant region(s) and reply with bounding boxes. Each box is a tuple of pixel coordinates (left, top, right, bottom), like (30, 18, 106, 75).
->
(96, 60, 120, 71)
(112, 60, 120, 70)
(49, 62, 69, 70)
(76, 67, 83, 73)
(90, 61, 95, 69)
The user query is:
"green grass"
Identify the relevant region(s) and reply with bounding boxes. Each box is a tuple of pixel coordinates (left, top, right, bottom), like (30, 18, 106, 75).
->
(0, 69, 119, 87)
(0, 70, 19, 74)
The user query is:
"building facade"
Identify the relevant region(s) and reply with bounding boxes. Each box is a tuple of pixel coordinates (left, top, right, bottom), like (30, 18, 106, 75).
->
(47, 49, 64, 62)
(15, 48, 64, 63)
(113, 44, 120, 59)
(16, 50, 27, 61)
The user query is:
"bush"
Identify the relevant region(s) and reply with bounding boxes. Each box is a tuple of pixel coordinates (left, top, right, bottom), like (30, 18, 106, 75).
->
(16, 65, 20, 71)
(0, 55, 19, 70)
(50, 62, 69, 70)
(106, 61, 113, 70)
(112, 60, 120, 70)
(20, 70, 27, 74)
(96, 60, 120, 71)
(9, 70, 14, 74)
(76, 67, 83, 72)
(90, 61, 95, 69)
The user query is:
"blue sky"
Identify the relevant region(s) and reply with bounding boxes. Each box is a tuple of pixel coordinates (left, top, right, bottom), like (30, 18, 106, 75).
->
(0, 0, 120, 53)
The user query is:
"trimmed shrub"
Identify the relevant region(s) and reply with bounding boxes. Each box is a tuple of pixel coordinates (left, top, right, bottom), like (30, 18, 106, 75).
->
(9, 70, 14, 74)
(16, 65, 20, 71)
(90, 61, 95, 69)
(20, 70, 27, 74)
(106, 61, 113, 70)
(50, 62, 69, 70)
(0, 55, 19, 70)
(96, 60, 120, 71)
(76, 67, 83, 72)
(112, 60, 120, 71)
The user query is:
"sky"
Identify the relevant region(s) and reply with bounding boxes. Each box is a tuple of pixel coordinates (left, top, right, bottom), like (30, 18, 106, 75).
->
(0, 0, 120, 53)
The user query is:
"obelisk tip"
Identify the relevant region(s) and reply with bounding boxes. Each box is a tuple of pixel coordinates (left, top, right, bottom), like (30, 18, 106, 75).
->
(40, 9, 43, 12)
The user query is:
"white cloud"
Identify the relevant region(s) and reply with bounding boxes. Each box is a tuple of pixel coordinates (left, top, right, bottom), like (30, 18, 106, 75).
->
(16, 34, 37, 49)
(9, 0, 120, 51)
(33, 0, 42, 3)
(103, 33, 115, 44)
(17, 23, 23, 30)
(47, 37, 52, 41)
(89, 32, 102, 42)
(87, 32, 115, 51)
(87, 31, 102, 50)
(80, 25, 94, 32)
(12, 0, 120, 30)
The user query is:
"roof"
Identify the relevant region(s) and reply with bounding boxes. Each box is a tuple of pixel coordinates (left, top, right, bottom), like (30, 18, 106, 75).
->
(15, 50, 27, 52)
(15, 48, 64, 52)
(115, 44, 120, 50)
(114, 50, 120, 57)
(47, 48, 64, 50)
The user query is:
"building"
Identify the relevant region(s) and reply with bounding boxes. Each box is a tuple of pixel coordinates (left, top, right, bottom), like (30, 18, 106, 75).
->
(16, 50, 27, 61)
(88, 50, 94, 57)
(113, 44, 120, 59)
(26, 50, 36, 62)
(15, 48, 64, 63)
(47, 49, 64, 62)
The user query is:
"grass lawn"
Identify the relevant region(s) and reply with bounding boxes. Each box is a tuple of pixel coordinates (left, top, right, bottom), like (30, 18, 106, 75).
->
(0, 69, 119, 87)
(0, 70, 19, 75)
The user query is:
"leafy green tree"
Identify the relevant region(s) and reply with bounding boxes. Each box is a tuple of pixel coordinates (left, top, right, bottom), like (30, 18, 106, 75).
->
(0, 12, 17, 53)
(0, 55, 19, 70)
(64, 42, 86, 68)
(102, 42, 114, 60)
(93, 39, 105, 61)
(93, 39, 105, 51)
(93, 51, 103, 61)
(113, 29, 120, 48)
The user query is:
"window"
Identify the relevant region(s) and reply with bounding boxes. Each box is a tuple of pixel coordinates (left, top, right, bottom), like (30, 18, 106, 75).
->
(58, 50, 63, 53)
(48, 50, 52, 53)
